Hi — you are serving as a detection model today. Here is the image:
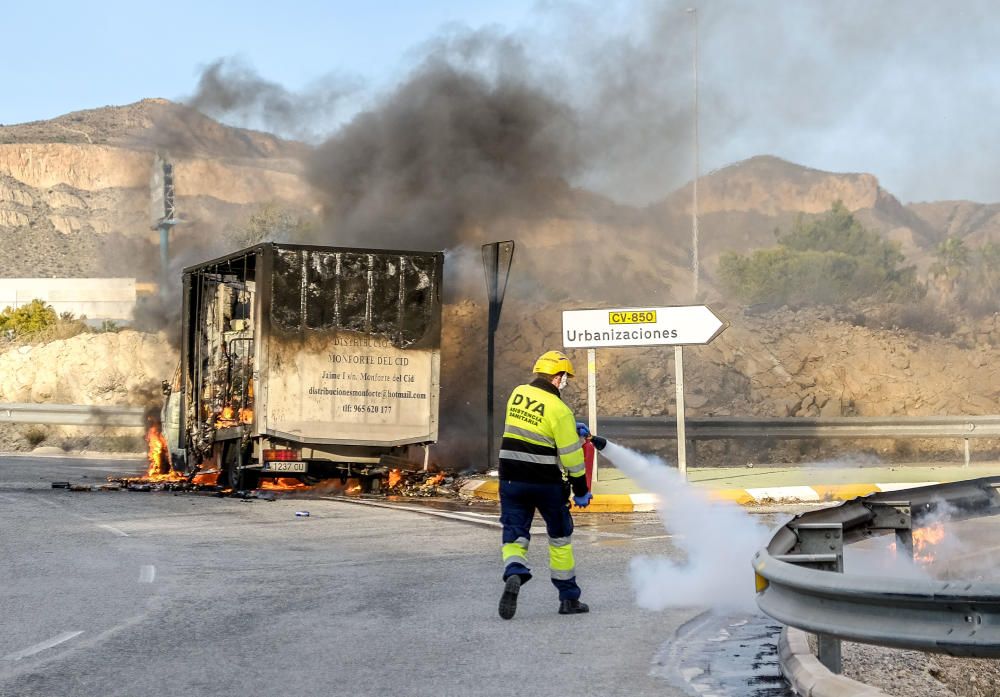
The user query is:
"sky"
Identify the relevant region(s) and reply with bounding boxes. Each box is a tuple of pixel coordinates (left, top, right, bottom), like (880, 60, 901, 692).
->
(5, 0, 1000, 205)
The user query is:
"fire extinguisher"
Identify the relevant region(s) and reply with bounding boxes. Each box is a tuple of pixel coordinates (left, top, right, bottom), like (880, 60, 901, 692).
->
(582, 439, 595, 490)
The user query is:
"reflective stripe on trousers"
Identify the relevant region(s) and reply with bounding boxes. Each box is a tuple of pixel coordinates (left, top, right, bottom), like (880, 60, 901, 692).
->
(548, 535, 576, 580)
(502, 537, 530, 568)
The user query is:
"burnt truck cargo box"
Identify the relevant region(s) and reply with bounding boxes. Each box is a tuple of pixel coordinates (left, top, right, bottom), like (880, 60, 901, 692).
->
(173, 243, 443, 475)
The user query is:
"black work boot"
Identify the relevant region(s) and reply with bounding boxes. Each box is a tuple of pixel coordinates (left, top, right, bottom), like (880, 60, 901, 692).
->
(499, 575, 522, 620)
(558, 599, 590, 615)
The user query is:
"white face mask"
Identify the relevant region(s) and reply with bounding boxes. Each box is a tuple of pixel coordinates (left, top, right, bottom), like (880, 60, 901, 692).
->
(558, 373, 569, 391)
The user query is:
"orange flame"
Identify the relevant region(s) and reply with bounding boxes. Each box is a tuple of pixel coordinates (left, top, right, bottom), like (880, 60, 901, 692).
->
(260, 478, 309, 491)
(428, 473, 445, 486)
(191, 470, 219, 486)
(388, 469, 402, 488)
(144, 424, 184, 482)
(913, 522, 946, 563)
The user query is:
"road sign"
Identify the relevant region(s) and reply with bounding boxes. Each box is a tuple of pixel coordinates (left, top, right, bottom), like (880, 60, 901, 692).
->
(562, 305, 728, 348)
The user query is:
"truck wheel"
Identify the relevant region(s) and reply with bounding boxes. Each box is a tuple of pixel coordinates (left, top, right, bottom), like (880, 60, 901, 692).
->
(358, 476, 381, 494)
(221, 442, 256, 491)
(242, 470, 260, 491)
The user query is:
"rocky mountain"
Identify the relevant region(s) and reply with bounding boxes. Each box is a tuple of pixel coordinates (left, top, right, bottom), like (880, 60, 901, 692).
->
(0, 99, 315, 278)
(645, 155, 986, 284)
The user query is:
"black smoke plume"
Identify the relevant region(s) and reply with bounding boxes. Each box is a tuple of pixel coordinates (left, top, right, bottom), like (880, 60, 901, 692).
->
(188, 58, 359, 142)
(306, 61, 579, 249)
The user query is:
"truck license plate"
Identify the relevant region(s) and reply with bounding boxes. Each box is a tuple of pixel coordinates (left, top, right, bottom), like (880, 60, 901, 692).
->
(263, 461, 307, 473)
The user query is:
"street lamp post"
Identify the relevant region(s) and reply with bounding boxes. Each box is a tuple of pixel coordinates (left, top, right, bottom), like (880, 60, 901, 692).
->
(687, 6, 700, 301)
(675, 7, 701, 475)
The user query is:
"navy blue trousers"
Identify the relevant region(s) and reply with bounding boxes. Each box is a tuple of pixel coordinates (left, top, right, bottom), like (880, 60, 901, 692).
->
(499, 479, 581, 601)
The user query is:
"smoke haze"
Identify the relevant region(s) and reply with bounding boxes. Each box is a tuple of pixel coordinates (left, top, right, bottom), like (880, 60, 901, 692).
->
(182, 1, 1000, 204)
(600, 442, 772, 612)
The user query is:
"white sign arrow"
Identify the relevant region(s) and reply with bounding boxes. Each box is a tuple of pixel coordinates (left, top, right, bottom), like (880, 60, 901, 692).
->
(562, 305, 728, 348)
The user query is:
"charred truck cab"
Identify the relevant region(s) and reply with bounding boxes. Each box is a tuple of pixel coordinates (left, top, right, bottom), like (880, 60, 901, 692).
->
(162, 243, 443, 491)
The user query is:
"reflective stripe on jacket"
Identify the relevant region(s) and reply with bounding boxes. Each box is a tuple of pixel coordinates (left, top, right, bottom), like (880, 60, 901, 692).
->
(498, 378, 585, 486)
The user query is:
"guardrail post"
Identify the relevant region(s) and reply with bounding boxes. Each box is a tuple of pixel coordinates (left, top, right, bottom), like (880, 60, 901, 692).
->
(965, 437, 971, 467)
(790, 522, 844, 673)
(867, 500, 913, 561)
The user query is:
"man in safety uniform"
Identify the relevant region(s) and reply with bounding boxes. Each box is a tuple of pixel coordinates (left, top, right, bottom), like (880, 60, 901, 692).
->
(497, 350, 607, 619)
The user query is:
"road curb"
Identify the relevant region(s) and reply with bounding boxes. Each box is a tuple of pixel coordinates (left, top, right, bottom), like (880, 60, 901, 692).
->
(780, 626, 889, 697)
(460, 479, 941, 511)
(709, 481, 938, 505)
(458, 479, 659, 513)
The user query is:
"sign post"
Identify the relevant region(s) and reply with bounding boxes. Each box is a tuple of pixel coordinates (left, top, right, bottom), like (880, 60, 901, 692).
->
(587, 348, 598, 482)
(562, 305, 727, 479)
(674, 345, 687, 475)
(482, 241, 515, 469)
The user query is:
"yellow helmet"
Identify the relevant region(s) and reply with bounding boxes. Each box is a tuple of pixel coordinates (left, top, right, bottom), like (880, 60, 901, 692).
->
(532, 350, 575, 377)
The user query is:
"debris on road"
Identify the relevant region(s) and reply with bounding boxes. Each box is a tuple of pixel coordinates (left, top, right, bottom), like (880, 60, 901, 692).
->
(65, 465, 488, 504)
(385, 470, 463, 498)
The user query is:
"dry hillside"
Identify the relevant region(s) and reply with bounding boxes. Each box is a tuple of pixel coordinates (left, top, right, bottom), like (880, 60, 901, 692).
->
(1, 103, 999, 465)
(0, 99, 316, 278)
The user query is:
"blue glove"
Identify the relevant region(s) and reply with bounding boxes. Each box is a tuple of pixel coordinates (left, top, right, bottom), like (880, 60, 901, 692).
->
(576, 422, 591, 438)
(573, 492, 593, 508)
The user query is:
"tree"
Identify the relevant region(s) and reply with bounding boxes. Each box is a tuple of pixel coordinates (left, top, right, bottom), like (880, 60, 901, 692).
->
(956, 241, 1000, 315)
(718, 201, 922, 306)
(929, 237, 970, 296)
(0, 299, 58, 337)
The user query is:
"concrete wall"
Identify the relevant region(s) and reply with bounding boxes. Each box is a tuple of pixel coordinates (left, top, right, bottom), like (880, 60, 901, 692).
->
(0, 278, 136, 321)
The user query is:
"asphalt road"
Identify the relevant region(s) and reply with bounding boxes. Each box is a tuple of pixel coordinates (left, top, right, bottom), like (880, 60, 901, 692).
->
(0, 455, 785, 697)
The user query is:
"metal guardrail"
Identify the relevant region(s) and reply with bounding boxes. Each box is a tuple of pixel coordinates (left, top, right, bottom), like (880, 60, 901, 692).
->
(753, 477, 1000, 661)
(601, 415, 1000, 439)
(0, 403, 144, 427)
(4, 405, 1000, 439)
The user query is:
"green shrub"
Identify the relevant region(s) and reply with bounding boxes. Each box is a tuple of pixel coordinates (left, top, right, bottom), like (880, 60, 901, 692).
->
(718, 201, 923, 306)
(0, 299, 58, 337)
(22, 426, 48, 448)
(618, 364, 643, 388)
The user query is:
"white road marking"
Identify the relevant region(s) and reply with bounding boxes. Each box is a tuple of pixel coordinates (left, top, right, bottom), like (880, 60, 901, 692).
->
(97, 524, 129, 537)
(746, 486, 821, 502)
(3, 631, 84, 661)
(139, 565, 156, 583)
(321, 497, 648, 539)
(877, 482, 939, 491)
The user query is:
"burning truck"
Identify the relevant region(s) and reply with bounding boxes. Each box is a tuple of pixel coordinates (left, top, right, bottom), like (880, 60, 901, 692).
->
(160, 243, 443, 491)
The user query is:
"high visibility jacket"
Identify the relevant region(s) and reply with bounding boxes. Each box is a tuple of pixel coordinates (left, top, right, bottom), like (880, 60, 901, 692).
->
(498, 378, 588, 497)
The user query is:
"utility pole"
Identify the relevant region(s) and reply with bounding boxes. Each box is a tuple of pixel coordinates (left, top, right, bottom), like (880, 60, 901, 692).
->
(150, 153, 178, 298)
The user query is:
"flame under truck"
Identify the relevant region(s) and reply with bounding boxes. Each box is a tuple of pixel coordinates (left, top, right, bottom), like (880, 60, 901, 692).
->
(162, 243, 443, 491)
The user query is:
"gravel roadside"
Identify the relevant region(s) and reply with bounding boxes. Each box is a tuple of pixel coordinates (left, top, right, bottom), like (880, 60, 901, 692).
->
(808, 635, 1000, 696)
